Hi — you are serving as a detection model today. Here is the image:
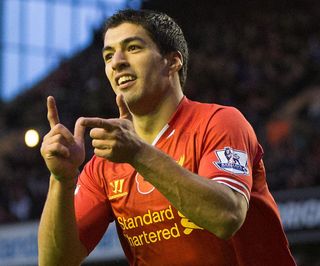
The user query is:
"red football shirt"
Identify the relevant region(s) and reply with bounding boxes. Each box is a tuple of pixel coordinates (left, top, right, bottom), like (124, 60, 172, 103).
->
(74, 97, 296, 266)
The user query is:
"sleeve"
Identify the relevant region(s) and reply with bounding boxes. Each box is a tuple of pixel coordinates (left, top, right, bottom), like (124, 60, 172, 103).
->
(74, 156, 114, 253)
(198, 107, 263, 204)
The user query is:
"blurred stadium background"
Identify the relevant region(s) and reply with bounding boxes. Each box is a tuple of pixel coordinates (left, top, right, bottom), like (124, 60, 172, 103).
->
(0, 0, 319, 265)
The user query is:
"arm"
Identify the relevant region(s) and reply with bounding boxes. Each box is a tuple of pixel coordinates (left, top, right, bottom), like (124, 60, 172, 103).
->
(80, 95, 248, 240)
(131, 144, 247, 239)
(39, 96, 87, 266)
(38, 175, 88, 266)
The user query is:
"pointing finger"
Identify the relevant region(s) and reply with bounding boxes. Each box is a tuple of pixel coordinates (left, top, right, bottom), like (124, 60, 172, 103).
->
(47, 96, 60, 129)
(80, 117, 116, 130)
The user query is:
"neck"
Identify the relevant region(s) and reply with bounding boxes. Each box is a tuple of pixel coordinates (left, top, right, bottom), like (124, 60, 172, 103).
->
(132, 91, 184, 144)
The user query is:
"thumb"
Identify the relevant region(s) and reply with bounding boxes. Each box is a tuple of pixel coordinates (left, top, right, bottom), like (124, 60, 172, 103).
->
(116, 94, 132, 120)
(74, 117, 86, 144)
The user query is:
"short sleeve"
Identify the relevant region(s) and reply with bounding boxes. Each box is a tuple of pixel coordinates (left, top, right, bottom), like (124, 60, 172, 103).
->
(74, 156, 114, 253)
(198, 107, 261, 204)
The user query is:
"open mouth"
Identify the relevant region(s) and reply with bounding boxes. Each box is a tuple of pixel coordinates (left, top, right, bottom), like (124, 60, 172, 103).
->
(117, 75, 137, 86)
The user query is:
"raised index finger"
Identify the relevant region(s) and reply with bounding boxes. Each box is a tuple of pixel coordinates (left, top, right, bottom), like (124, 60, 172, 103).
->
(47, 96, 60, 129)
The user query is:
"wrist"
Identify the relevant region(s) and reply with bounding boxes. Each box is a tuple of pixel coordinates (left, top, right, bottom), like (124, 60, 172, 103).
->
(50, 170, 79, 189)
(130, 142, 155, 171)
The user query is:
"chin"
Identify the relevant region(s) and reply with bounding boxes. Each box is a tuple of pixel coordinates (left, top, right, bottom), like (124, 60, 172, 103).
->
(125, 95, 150, 115)
(123, 93, 139, 106)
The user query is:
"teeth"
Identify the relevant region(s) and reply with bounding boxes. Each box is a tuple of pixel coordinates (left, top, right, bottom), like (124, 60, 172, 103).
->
(118, 75, 135, 85)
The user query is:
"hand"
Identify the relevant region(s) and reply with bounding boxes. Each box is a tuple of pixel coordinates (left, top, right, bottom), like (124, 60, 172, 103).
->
(40, 96, 86, 181)
(79, 94, 142, 164)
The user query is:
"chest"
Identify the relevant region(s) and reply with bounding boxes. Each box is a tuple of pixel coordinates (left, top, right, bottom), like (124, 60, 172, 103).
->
(105, 129, 201, 219)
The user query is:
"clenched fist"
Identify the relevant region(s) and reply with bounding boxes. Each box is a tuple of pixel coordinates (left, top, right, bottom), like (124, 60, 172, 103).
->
(40, 96, 86, 181)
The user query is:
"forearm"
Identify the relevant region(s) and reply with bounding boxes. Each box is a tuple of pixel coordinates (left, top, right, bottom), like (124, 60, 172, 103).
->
(38, 175, 87, 266)
(131, 144, 246, 239)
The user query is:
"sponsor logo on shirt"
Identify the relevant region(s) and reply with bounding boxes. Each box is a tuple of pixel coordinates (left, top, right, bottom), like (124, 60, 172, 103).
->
(109, 179, 128, 200)
(118, 205, 202, 247)
(214, 147, 249, 175)
(135, 173, 155, 195)
(178, 211, 203, 235)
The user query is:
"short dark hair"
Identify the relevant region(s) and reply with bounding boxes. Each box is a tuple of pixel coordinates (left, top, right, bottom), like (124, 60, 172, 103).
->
(103, 9, 189, 88)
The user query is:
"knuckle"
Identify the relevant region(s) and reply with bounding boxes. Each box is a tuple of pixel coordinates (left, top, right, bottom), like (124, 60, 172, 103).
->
(40, 145, 45, 155)
(56, 133, 64, 142)
(52, 142, 61, 151)
(77, 116, 85, 123)
(98, 119, 104, 128)
(55, 123, 63, 130)
(75, 117, 85, 127)
(90, 128, 96, 138)
(92, 139, 96, 147)
(110, 140, 117, 147)
(43, 132, 51, 141)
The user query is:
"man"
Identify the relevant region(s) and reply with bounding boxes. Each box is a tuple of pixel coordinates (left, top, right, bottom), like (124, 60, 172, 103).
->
(39, 9, 296, 266)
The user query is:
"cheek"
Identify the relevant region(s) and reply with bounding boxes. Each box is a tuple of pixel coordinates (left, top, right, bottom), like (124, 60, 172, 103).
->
(105, 66, 115, 86)
(144, 58, 166, 80)
(105, 65, 111, 79)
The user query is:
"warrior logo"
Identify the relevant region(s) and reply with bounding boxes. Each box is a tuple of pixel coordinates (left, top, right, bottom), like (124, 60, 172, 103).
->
(214, 147, 249, 175)
(109, 179, 128, 200)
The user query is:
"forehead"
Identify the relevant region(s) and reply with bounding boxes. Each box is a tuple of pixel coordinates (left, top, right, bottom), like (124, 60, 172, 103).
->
(104, 22, 153, 47)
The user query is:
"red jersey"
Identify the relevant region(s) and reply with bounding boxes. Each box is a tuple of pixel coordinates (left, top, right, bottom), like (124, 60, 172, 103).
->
(74, 97, 296, 266)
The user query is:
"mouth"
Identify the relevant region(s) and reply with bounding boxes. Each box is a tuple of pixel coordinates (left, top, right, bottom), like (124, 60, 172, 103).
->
(116, 75, 137, 87)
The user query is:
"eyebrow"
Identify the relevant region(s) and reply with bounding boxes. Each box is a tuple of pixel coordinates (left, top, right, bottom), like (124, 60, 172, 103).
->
(102, 36, 147, 53)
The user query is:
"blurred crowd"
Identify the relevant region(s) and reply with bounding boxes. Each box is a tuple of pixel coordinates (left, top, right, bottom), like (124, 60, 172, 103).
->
(184, 5, 320, 191)
(0, 2, 319, 229)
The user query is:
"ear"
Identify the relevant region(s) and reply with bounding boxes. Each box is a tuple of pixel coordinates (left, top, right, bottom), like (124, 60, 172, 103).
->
(167, 51, 183, 75)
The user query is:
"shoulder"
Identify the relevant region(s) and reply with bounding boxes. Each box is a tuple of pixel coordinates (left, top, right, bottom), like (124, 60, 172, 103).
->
(183, 100, 259, 151)
(210, 105, 252, 130)
(183, 97, 242, 118)
(184, 98, 251, 131)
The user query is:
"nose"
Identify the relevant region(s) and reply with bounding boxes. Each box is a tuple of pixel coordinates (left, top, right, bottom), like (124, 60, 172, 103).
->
(111, 50, 129, 71)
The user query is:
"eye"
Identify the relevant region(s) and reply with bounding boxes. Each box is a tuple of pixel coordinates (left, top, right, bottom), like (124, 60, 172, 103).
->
(104, 53, 113, 62)
(128, 45, 141, 52)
